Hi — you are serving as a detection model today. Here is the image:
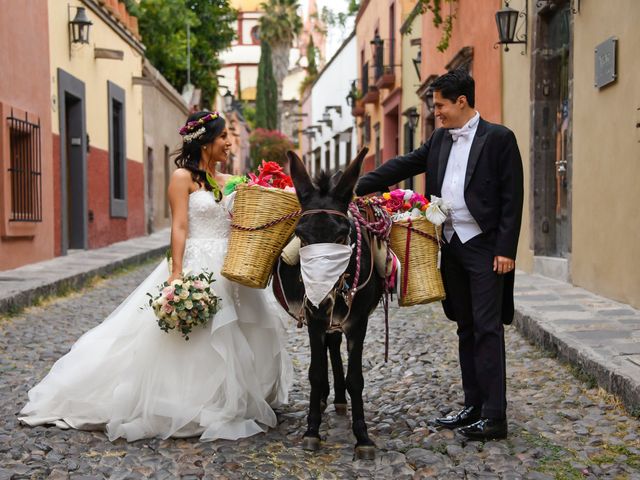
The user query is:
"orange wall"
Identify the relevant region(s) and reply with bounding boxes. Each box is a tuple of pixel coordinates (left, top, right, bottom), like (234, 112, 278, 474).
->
(355, 0, 418, 171)
(0, 0, 54, 270)
(420, 0, 502, 129)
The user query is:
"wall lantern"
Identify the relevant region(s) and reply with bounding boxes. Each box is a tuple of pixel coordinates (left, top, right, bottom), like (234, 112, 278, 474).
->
(223, 90, 234, 112)
(403, 107, 420, 130)
(69, 6, 93, 45)
(370, 33, 383, 57)
(425, 87, 435, 113)
(494, 0, 527, 54)
(412, 49, 422, 81)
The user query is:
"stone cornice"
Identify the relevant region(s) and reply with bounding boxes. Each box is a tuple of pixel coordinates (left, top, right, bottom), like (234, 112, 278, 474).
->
(82, 0, 145, 55)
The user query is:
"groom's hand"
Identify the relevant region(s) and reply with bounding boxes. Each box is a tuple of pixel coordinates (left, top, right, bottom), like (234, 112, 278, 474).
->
(493, 256, 515, 275)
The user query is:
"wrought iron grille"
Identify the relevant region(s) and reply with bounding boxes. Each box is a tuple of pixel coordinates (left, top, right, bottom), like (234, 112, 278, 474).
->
(7, 110, 42, 222)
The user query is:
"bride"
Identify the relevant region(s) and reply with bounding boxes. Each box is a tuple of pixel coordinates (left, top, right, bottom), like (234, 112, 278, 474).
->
(19, 111, 293, 442)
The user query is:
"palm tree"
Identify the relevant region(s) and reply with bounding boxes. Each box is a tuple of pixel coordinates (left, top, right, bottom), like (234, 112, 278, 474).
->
(259, 0, 302, 128)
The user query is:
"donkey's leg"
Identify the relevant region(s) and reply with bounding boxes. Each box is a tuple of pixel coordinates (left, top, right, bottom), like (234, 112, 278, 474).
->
(345, 319, 375, 459)
(303, 320, 328, 451)
(326, 331, 348, 415)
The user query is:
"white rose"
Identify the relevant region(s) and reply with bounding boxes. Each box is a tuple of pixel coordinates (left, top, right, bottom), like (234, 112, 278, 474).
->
(403, 190, 414, 201)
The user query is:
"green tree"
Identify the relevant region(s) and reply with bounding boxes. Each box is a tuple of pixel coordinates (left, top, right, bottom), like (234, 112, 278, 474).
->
(255, 41, 278, 130)
(258, 0, 302, 127)
(136, 0, 236, 108)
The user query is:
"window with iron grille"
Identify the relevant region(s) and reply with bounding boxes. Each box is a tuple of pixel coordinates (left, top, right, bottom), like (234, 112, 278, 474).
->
(7, 111, 42, 222)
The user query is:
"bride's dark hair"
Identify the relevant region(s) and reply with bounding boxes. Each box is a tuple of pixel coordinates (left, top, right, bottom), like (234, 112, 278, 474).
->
(174, 110, 226, 195)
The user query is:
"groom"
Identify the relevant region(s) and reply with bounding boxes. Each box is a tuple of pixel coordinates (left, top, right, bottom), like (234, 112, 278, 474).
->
(355, 68, 523, 441)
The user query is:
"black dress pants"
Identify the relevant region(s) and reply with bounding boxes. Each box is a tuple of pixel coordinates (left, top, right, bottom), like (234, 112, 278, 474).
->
(441, 231, 507, 419)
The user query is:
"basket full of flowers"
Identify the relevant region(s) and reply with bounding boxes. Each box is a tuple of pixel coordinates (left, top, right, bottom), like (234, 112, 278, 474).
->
(221, 161, 301, 288)
(381, 189, 448, 306)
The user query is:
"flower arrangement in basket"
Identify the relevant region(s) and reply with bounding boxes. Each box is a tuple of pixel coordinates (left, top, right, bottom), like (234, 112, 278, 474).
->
(376, 189, 450, 306)
(146, 271, 221, 340)
(221, 161, 301, 289)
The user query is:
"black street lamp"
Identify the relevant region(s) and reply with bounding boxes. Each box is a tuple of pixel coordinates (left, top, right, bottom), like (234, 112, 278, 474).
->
(495, 0, 527, 53)
(404, 107, 420, 131)
(69, 7, 92, 45)
(412, 49, 422, 81)
(223, 90, 234, 112)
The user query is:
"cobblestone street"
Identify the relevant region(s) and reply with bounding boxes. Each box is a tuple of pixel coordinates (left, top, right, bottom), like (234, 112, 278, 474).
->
(1, 260, 639, 479)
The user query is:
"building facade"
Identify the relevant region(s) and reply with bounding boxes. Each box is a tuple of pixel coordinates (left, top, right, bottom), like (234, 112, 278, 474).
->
(140, 60, 189, 234)
(354, 0, 418, 172)
(300, 33, 358, 178)
(501, 0, 640, 308)
(0, 0, 55, 270)
(49, 0, 145, 255)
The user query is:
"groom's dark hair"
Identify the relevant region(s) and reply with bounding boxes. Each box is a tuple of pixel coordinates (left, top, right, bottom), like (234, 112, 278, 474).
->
(431, 68, 475, 108)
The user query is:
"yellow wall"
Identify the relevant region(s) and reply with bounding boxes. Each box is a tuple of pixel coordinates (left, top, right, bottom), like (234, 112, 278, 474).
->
(571, 0, 640, 307)
(48, 0, 144, 163)
(500, 3, 533, 273)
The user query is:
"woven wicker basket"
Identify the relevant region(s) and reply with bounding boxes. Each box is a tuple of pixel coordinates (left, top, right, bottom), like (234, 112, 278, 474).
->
(221, 184, 301, 288)
(389, 217, 445, 306)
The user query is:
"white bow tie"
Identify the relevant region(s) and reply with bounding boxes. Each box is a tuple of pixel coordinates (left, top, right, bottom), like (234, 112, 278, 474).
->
(448, 127, 473, 142)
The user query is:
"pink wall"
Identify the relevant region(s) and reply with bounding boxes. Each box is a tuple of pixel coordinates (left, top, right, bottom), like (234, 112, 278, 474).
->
(0, 0, 54, 270)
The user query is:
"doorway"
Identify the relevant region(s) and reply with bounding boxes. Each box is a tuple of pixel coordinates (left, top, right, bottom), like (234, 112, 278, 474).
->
(532, 1, 572, 260)
(58, 69, 88, 254)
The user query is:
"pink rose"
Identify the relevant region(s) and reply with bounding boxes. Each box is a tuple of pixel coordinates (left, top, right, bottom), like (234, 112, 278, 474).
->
(162, 286, 175, 301)
(389, 189, 405, 201)
(385, 196, 404, 213)
(162, 303, 174, 314)
(193, 280, 205, 290)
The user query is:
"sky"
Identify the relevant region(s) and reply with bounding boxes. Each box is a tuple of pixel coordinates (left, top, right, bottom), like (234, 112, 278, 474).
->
(299, 0, 356, 60)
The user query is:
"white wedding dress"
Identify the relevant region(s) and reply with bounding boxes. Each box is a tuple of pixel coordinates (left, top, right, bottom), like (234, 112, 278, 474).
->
(19, 190, 293, 442)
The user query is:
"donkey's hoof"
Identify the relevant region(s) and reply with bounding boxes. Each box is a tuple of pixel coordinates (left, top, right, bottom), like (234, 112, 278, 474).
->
(302, 436, 321, 451)
(334, 403, 348, 416)
(354, 445, 376, 460)
(320, 400, 328, 413)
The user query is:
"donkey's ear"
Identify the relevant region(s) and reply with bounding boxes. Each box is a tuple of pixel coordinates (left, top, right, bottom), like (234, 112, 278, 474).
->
(333, 147, 368, 204)
(329, 170, 343, 189)
(286, 150, 314, 203)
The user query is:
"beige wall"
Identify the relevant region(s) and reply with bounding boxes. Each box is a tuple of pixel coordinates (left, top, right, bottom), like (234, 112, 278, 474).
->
(500, 2, 534, 273)
(571, 0, 640, 307)
(141, 63, 189, 233)
(48, 0, 144, 163)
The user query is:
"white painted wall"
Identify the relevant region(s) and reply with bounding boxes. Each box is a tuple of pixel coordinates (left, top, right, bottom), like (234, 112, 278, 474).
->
(307, 34, 357, 177)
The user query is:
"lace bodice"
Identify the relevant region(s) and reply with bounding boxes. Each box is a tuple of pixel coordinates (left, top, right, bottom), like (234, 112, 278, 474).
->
(187, 190, 230, 240)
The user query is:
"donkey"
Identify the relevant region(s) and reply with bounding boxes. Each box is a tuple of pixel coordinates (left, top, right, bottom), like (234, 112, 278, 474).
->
(275, 148, 383, 460)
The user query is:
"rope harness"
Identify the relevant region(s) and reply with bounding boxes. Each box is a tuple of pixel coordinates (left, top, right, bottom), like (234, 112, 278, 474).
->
(272, 200, 394, 361)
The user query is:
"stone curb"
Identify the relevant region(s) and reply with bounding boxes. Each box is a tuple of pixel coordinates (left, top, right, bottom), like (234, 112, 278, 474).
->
(0, 230, 170, 316)
(514, 303, 640, 414)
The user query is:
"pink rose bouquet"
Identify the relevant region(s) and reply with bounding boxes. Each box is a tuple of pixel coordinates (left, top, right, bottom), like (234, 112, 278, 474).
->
(145, 271, 221, 340)
(379, 189, 430, 221)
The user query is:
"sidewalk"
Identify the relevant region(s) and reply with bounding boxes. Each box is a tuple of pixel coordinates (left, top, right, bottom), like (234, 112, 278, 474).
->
(513, 271, 640, 414)
(0, 229, 170, 316)
(1, 235, 638, 414)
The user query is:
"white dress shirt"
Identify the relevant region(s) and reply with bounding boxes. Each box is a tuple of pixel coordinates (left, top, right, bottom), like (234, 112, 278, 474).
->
(441, 112, 483, 243)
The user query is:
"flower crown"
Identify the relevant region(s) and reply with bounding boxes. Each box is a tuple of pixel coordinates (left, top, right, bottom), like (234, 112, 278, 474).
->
(179, 111, 220, 143)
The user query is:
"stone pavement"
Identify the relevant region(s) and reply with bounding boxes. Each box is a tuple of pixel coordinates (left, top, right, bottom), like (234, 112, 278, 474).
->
(0, 261, 639, 478)
(513, 272, 640, 414)
(0, 230, 170, 316)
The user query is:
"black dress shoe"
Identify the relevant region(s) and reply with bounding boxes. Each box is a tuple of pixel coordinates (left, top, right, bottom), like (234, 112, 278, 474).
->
(457, 418, 507, 441)
(433, 405, 482, 429)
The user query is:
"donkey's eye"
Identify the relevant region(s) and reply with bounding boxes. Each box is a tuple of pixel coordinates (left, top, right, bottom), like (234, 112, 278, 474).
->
(335, 235, 347, 245)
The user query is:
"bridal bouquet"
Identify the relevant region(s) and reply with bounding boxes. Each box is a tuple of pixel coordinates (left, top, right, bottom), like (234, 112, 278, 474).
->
(146, 271, 221, 340)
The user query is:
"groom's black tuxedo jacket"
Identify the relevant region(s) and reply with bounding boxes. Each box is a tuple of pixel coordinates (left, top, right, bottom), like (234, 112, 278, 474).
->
(355, 118, 524, 324)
